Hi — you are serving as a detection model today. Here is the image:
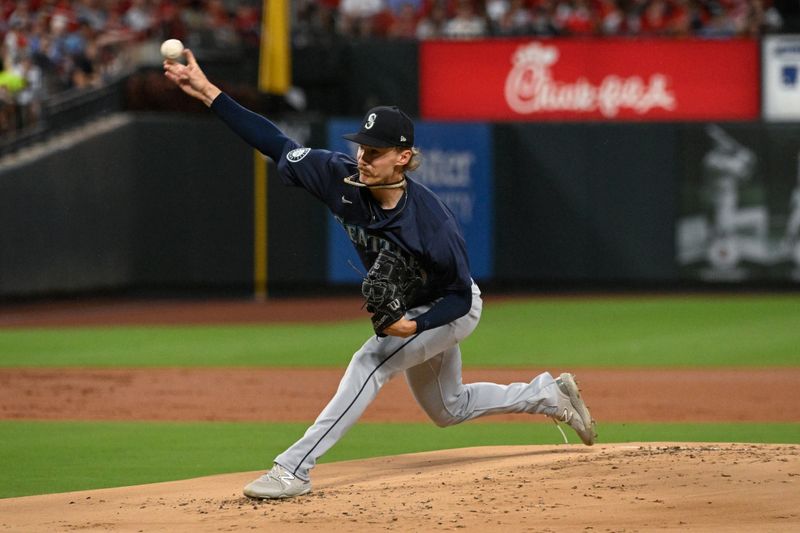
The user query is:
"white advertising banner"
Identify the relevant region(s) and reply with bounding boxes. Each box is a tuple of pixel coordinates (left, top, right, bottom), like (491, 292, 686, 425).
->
(763, 35, 800, 121)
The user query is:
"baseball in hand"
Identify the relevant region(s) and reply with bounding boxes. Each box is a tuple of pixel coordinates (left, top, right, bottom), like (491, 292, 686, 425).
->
(160, 39, 184, 60)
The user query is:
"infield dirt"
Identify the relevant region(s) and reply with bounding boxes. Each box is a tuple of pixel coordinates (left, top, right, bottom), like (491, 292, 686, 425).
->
(2, 367, 800, 423)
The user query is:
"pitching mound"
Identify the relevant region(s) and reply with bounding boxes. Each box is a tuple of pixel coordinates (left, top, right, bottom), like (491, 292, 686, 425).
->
(1, 443, 798, 532)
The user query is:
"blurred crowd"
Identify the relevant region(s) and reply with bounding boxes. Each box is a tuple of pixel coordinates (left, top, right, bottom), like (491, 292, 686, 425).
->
(0, 0, 260, 133)
(0, 0, 787, 135)
(294, 0, 784, 43)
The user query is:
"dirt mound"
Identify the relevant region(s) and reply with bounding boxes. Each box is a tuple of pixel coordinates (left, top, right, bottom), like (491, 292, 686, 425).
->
(1, 443, 797, 532)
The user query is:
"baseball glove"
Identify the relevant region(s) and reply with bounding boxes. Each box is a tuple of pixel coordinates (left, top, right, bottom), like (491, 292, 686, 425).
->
(361, 249, 423, 335)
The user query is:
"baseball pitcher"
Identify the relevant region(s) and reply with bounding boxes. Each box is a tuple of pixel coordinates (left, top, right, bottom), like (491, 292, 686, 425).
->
(164, 50, 597, 500)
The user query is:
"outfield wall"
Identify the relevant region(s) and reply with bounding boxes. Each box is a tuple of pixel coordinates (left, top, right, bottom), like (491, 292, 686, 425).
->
(0, 115, 253, 297)
(2, 115, 800, 299)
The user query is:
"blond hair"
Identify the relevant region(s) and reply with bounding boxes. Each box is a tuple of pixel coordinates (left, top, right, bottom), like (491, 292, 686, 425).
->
(405, 147, 421, 172)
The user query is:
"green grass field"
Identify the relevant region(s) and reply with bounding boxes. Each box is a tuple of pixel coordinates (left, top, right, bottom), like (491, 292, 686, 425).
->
(1, 420, 798, 499)
(1, 295, 798, 498)
(1, 295, 799, 367)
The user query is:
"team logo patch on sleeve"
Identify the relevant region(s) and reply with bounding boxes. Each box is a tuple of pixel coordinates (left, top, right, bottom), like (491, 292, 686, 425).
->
(287, 148, 311, 162)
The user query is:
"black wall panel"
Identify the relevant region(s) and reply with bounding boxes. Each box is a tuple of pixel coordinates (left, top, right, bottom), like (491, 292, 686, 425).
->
(494, 123, 679, 283)
(129, 114, 253, 289)
(0, 125, 137, 295)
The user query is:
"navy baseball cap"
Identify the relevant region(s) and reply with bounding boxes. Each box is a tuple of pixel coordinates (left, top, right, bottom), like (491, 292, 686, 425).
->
(343, 106, 414, 148)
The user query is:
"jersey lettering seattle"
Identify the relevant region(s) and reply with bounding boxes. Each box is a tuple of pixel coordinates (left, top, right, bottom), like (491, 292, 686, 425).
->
(334, 215, 393, 253)
(334, 216, 423, 276)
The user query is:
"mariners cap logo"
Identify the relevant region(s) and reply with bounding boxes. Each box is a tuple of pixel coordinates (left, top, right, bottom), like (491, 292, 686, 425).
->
(342, 106, 414, 148)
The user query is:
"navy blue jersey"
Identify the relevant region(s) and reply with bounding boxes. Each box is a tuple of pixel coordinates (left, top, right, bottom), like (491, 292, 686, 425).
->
(277, 146, 472, 303)
(211, 93, 473, 331)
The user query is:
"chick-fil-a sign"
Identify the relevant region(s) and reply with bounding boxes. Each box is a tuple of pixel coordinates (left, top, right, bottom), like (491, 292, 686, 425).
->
(504, 42, 676, 117)
(420, 39, 758, 121)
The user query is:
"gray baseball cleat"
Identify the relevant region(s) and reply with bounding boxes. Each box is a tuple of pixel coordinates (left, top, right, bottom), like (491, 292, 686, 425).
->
(243, 463, 311, 499)
(546, 373, 597, 446)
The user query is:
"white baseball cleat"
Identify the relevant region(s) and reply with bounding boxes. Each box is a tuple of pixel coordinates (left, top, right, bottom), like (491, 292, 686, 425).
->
(546, 373, 597, 446)
(243, 463, 311, 499)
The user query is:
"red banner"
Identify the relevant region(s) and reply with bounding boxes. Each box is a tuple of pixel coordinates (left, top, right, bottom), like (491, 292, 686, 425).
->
(420, 39, 759, 121)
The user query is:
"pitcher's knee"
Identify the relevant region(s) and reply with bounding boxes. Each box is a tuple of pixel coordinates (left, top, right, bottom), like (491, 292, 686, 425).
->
(429, 411, 461, 428)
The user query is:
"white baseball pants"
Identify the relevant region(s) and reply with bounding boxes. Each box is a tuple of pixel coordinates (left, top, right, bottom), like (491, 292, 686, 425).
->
(274, 282, 561, 481)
